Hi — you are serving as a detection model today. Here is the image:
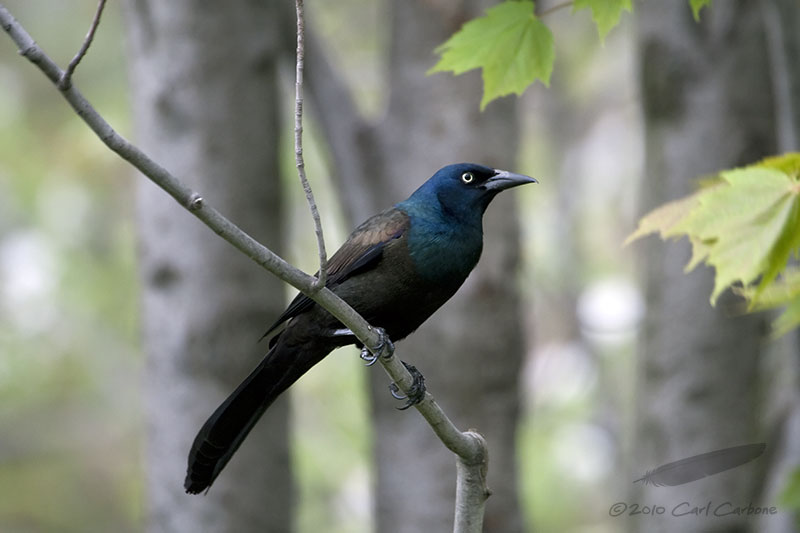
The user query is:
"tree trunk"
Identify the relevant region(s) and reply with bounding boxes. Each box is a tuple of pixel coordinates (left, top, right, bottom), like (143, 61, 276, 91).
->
(306, 1, 526, 531)
(633, 1, 796, 532)
(758, 1, 800, 531)
(124, 2, 291, 531)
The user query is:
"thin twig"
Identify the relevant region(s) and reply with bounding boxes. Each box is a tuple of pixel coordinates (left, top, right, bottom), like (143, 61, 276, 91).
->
(301, 14, 373, 224)
(537, 0, 573, 18)
(295, 0, 327, 290)
(58, 0, 106, 90)
(0, 1, 485, 470)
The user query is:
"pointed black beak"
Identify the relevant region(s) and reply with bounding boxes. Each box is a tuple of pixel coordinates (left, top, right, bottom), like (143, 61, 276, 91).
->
(483, 169, 538, 191)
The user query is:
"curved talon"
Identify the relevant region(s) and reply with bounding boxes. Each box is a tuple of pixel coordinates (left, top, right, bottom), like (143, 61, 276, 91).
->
(360, 345, 379, 366)
(390, 362, 426, 410)
(360, 327, 394, 366)
(389, 383, 406, 400)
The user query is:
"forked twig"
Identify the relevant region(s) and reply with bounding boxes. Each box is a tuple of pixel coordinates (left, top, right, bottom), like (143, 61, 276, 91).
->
(58, 0, 107, 90)
(0, 4, 490, 531)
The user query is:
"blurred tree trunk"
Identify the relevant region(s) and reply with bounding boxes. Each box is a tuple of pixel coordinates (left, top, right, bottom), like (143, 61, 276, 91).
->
(124, 2, 291, 531)
(759, 1, 800, 531)
(306, 1, 526, 531)
(633, 1, 799, 532)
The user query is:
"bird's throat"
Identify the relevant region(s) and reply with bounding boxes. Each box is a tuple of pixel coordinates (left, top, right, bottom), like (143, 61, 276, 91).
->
(404, 219, 483, 284)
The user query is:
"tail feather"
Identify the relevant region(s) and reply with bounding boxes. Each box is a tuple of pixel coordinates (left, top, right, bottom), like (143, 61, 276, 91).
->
(184, 341, 330, 494)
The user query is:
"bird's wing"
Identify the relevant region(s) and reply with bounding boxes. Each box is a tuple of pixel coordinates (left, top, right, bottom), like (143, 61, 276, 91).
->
(262, 208, 409, 341)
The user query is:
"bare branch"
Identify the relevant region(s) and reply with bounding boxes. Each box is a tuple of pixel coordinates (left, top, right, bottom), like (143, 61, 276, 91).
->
(0, 4, 349, 340)
(58, 0, 107, 90)
(0, 3, 486, 490)
(294, 0, 327, 289)
(301, 14, 375, 224)
(455, 432, 491, 533)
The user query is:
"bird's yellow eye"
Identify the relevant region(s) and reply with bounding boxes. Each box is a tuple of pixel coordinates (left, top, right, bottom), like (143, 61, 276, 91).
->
(461, 172, 475, 184)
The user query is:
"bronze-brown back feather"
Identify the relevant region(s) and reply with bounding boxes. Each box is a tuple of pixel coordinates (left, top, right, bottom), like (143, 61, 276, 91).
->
(262, 209, 409, 344)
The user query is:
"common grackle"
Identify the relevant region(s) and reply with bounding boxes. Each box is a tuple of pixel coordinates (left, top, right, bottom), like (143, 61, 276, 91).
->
(185, 163, 536, 494)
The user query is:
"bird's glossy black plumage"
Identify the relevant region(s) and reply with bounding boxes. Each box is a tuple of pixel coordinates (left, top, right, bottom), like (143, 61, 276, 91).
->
(185, 163, 536, 494)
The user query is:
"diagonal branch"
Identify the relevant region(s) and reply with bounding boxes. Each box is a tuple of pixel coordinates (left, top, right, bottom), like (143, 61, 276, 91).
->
(294, 0, 327, 289)
(58, 0, 106, 90)
(0, 0, 486, 484)
(0, 3, 355, 348)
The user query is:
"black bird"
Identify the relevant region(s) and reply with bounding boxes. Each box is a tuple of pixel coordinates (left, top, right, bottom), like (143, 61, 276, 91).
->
(185, 163, 536, 494)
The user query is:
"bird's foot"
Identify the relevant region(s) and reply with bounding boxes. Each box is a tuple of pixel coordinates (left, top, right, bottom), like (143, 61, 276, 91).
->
(360, 327, 394, 367)
(389, 361, 426, 410)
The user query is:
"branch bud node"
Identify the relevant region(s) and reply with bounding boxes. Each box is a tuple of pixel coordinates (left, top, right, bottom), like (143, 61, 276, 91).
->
(188, 194, 204, 211)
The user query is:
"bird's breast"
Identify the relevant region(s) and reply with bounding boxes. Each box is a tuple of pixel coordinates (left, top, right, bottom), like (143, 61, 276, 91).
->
(404, 222, 483, 284)
(328, 228, 481, 342)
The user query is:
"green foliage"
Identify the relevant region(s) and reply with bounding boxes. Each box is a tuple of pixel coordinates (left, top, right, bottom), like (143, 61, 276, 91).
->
(428, 1, 554, 110)
(690, 0, 712, 21)
(573, 0, 632, 41)
(779, 467, 800, 511)
(627, 153, 800, 336)
(431, 0, 711, 110)
(740, 269, 800, 337)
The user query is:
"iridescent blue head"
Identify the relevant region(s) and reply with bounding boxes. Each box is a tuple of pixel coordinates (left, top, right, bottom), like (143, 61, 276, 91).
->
(399, 163, 537, 227)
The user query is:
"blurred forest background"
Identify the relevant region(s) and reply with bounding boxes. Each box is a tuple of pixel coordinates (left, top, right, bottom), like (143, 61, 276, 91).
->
(0, 1, 798, 532)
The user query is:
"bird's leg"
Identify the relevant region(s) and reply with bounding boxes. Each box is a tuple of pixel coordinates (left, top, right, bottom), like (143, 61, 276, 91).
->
(389, 361, 426, 410)
(359, 327, 395, 366)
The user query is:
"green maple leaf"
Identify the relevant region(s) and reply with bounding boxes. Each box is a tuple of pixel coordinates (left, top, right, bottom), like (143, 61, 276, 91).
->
(689, 0, 712, 21)
(685, 236, 713, 272)
(573, 0, 632, 41)
(773, 299, 800, 338)
(625, 181, 721, 245)
(759, 152, 800, 178)
(627, 153, 800, 323)
(674, 165, 800, 303)
(429, 1, 554, 110)
(740, 269, 800, 337)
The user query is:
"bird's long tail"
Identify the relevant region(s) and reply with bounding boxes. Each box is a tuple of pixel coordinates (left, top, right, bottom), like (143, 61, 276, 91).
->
(184, 338, 330, 494)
